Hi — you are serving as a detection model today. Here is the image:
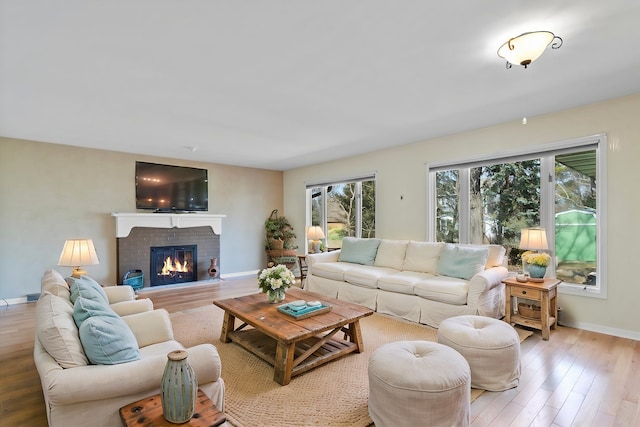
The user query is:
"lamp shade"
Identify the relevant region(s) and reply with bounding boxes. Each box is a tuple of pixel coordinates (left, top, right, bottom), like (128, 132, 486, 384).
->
(58, 239, 100, 277)
(519, 228, 549, 251)
(306, 226, 325, 241)
(497, 31, 561, 68)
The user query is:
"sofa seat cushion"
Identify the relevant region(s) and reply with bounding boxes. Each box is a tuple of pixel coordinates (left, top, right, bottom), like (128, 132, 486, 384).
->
(344, 266, 399, 289)
(310, 262, 354, 281)
(403, 241, 444, 274)
(36, 292, 89, 368)
(377, 271, 436, 295)
(414, 276, 470, 305)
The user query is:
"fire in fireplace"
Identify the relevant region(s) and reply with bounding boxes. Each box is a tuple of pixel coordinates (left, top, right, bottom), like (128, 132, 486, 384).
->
(150, 245, 197, 286)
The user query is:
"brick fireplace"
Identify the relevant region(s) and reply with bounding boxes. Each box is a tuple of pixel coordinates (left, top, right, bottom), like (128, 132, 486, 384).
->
(112, 213, 224, 289)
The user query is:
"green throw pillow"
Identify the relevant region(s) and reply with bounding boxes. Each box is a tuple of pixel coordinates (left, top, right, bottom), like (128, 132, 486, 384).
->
(72, 296, 118, 329)
(436, 244, 489, 280)
(79, 315, 141, 365)
(338, 237, 381, 266)
(68, 276, 109, 305)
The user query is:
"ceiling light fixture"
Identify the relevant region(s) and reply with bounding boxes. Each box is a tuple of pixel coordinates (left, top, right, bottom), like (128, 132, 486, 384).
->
(497, 31, 563, 69)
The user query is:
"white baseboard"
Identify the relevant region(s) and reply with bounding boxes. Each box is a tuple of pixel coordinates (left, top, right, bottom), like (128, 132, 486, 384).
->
(220, 270, 259, 279)
(1, 296, 28, 306)
(559, 319, 640, 341)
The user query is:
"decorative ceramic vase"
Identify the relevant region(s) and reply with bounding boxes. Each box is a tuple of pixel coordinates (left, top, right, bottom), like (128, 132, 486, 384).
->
(528, 264, 546, 279)
(267, 288, 286, 304)
(208, 258, 218, 278)
(161, 350, 197, 423)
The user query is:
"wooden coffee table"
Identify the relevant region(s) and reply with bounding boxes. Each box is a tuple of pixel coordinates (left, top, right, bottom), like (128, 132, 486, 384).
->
(214, 288, 374, 385)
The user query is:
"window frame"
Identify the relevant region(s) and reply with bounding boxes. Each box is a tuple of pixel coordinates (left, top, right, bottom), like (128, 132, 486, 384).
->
(305, 173, 377, 251)
(427, 134, 607, 299)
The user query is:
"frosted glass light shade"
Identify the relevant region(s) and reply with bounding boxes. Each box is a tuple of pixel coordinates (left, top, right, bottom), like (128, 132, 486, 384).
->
(497, 31, 556, 67)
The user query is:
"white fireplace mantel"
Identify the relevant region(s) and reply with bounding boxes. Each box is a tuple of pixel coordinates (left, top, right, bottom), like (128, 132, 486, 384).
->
(112, 212, 226, 238)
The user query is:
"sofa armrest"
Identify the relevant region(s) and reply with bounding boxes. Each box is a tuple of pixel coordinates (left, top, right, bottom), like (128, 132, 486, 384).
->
(307, 250, 341, 266)
(122, 309, 174, 348)
(39, 342, 222, 406)
(466, 266, 508, 307)
(111, 299, 154, 316)
(103, 285, 136, 303)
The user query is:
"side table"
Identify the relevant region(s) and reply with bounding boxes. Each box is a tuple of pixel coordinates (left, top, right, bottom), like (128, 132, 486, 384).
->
(119, 389, 226, 427)
(503, 277, 561, 340)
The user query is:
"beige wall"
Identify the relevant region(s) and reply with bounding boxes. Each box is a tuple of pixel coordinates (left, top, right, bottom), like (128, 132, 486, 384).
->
(284, 94, 640, 338)
(0, 138, 283, 300)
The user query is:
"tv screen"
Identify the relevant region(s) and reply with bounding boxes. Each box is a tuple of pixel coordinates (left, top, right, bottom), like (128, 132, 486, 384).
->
(135, 162, 208, 212)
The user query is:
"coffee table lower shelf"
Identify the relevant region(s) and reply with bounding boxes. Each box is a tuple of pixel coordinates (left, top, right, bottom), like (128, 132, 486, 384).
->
(228, 328, 357, 381)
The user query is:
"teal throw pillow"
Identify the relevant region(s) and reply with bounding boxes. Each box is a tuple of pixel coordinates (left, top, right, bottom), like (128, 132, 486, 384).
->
(72, 296, 117, 329)
(338, 237, 381, 266)
(79, 315, 141, 365)
(436, 244, 489, 280)
(68, 276, 109, 305)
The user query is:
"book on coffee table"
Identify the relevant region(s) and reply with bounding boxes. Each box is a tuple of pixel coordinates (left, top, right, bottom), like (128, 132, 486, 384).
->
(277, 302, 332, 319)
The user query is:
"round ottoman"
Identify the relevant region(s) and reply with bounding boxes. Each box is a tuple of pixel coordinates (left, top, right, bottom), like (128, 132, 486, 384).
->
(438, 315, 521, 391)
(368, 341, 470, 427)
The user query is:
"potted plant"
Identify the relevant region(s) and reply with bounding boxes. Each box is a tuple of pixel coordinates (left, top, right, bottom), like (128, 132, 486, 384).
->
(522, 251, 551, 278)
(264, 210, 298, 267)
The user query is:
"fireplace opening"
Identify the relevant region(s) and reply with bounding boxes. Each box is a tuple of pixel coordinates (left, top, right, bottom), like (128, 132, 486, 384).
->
(150, 245, 197, 286)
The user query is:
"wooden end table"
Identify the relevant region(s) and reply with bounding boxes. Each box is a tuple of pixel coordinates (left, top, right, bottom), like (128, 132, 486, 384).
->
(214, 288, 373, 385)
(503, 277, 561, 340)
(119, 389, 226, 427)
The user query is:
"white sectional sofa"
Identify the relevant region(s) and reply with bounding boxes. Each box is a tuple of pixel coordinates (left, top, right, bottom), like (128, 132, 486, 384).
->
(305, 238, 508, 327)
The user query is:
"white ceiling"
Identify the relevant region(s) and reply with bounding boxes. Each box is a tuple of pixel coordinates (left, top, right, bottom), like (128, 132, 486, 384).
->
(1, 1, 639, 171)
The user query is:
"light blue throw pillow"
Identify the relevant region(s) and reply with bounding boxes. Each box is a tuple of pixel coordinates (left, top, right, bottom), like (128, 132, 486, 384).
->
(338, 237, 381, 266)
(79, 315, 141, 365)
(437, 244, 489, 280)
(68, 276, 109, 305)
(72, 296, 117, 329)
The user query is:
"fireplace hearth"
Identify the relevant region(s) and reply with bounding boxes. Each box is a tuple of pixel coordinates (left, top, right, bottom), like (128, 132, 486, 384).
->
(150, 245, 197, 286)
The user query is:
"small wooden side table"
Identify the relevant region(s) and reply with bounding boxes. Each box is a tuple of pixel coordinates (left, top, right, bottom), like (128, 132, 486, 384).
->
(503, 277, 561, 341)
(119, 389, 226, 427)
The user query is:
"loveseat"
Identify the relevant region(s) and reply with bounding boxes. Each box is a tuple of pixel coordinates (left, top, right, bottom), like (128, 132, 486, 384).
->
(34, 270, 225, 427)
(305, 238, 508, 327)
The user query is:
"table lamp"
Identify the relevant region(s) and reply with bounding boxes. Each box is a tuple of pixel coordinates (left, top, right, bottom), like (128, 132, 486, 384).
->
(307, 226, 325, 253)
(58, 238, 100, 278)
(518, 227, 548, 275)
(519, 227, 549, 252)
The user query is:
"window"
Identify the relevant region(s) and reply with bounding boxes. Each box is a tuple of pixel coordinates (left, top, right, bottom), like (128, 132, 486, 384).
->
(307, 175, 376, 251)
(428, 135, 606, 298)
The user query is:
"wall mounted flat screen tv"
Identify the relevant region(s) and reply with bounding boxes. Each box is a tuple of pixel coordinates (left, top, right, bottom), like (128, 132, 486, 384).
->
(136, 161, 208, 212)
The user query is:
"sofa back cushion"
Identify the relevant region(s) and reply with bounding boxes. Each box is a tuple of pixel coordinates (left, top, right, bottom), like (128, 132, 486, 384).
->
(374, 240, 409, 270)
(338, 237, 381, 266)
(402, 241, 444, 274)
(41, 269, 71, 301)
(437, 244, 489, 280)
(36, 292, 88, 368)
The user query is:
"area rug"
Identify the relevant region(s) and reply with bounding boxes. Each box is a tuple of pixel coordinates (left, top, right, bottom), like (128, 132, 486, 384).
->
(171, 305, 532, 427)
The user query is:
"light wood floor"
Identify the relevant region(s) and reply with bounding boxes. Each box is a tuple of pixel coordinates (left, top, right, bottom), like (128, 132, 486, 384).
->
(1, 277, 639, 427)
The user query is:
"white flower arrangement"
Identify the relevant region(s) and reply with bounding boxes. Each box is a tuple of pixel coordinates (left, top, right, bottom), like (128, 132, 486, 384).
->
(258, 264, 296, 294)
